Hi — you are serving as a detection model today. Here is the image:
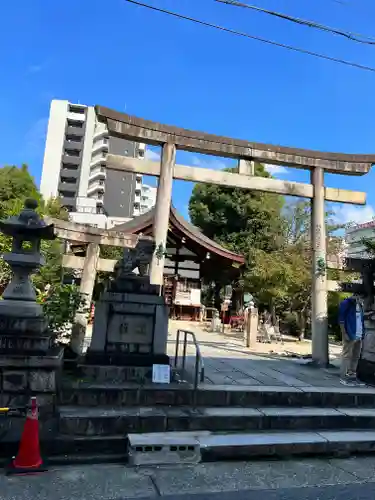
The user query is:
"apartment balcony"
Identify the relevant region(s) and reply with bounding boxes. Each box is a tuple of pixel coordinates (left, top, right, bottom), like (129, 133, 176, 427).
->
(59, 195, 76, 210)
(89, 167, 106, 182)
(66, 126, 85, 137)
(92, 138, 109, 154)
(60, 168, 79, 178)
(58, 181, 77, 193)
(90, 154, 107, 168)
(87, 181, 105, 196)
(93, 128, 109, 140)
(67, 111, 85, 122)
(64, 139, 83, 151)
(62, 154, 80, 165)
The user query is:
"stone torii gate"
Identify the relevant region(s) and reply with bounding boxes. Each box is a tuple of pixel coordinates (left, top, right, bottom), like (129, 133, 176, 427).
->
(48, 218, 153, 354)
(95, 105, 374, 367)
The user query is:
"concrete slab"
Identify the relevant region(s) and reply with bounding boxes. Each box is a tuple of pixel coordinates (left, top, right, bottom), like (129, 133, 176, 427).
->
(199, 408, 263, 417)
(0, 464, 156, 500)
(318, 430, 375, 442)
(330, 457, 375, 480)
(259, 408, 342, 417)
(198, 431, 327, 448)
(337, 408, 375, 417)
(152, 459, 359, 495)
(168, 321, 350, 391)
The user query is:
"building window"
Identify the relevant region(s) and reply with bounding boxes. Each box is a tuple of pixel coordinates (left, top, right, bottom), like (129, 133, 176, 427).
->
(69, 105, 85, 114)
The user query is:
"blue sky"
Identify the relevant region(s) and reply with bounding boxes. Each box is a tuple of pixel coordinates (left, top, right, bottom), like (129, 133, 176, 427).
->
(1, 0, 375, 224)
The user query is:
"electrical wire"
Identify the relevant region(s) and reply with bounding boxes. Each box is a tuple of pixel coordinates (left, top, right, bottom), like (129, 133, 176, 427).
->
(216, 0, 375, 45)
(124, 0, 375, 72)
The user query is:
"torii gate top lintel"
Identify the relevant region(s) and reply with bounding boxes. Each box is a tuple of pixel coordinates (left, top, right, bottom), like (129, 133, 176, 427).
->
(47, 217, 153, 247)
(95, 105, 374, 176)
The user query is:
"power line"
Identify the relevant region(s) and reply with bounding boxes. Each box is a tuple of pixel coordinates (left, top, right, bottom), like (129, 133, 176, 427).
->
(216, 0, 375, 45)
(124, 0, 375, 72)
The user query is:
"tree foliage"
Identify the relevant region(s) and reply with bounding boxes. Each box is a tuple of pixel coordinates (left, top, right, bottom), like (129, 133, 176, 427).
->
(37, 283, 86, 341)
(189, 167, 348, 338)
(189, 163, 285, 255)
(0, 165, 69, 291)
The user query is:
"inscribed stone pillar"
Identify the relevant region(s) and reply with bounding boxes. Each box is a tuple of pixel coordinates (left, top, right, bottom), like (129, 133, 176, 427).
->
(310, 167, 328, 366)
(150, 143, 176, 286)
(245, 306, 258, 348)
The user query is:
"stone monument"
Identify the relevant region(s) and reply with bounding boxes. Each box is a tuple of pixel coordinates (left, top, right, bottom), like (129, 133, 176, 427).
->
(245, 301, 258, 348)
(0, 199, 63, 411)
(83, 238, 170, 383)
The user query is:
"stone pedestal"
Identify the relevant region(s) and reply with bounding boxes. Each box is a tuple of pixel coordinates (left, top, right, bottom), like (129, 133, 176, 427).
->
(0, 199, 63, 413)
(0, 281, 64, 413)
(84, 272, 169, 383)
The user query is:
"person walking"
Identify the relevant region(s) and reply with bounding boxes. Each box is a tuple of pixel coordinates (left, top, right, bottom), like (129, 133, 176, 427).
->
(338, 293, 366, 386)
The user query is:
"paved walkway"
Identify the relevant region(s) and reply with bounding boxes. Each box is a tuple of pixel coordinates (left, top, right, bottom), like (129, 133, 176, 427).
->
(3, 458, 375, 499)
(167, 321, 350, 389)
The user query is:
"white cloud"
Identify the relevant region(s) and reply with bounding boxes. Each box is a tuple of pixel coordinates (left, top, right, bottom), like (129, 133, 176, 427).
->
(191, 156, 227, 170)
(335, 204, 375, 226)
(145, 149, 160, 161)
(265, 164, 288, 175)
(24, 117, 48, 156)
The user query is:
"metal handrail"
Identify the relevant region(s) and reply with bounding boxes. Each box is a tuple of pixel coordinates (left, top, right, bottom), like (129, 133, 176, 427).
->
(174, 329, 205, 389)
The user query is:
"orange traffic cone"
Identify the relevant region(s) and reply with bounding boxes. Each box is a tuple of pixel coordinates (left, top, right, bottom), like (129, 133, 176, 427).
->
(6, 397, 47, 475)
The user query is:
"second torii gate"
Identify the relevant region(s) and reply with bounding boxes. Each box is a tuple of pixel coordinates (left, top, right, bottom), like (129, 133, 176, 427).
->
(95, 105, 373, 367)
(49, 218, 153, 354)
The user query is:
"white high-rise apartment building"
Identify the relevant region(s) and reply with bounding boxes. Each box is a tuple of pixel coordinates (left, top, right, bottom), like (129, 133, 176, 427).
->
(40, 100, 156, 228)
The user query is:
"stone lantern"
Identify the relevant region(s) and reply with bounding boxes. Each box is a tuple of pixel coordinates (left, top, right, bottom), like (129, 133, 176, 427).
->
(0, 199, 63, 413)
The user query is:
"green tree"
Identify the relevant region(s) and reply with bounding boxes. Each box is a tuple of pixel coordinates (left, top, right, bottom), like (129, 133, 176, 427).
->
(189, 163, 285, 254)
(189, 163, 287, 314)
(0, 165, 68, 289)
(37, 283, 86, 342)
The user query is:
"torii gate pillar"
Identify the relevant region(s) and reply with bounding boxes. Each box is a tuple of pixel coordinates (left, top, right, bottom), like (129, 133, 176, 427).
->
(150, 142, 176, 287)
(311, 166, 329, 366)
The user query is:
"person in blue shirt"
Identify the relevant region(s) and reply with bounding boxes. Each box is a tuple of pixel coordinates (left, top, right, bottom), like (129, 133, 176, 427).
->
(338, 293, 366, 386)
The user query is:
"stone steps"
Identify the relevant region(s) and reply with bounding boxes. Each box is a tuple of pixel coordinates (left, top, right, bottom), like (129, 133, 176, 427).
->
(25, 428, 375, 465)
(134, 429, 375, 463)
(59, 405, 375, 436)
(59, 383, 375, 408)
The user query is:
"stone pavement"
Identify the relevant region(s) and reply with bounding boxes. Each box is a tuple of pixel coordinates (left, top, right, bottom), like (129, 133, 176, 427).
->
(168, 320, 349, 389)
(3, 458, 375, 500)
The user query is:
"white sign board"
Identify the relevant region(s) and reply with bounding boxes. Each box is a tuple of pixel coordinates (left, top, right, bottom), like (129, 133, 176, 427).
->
(152, 364, 171, 384)
(190, 288, 201, 306)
